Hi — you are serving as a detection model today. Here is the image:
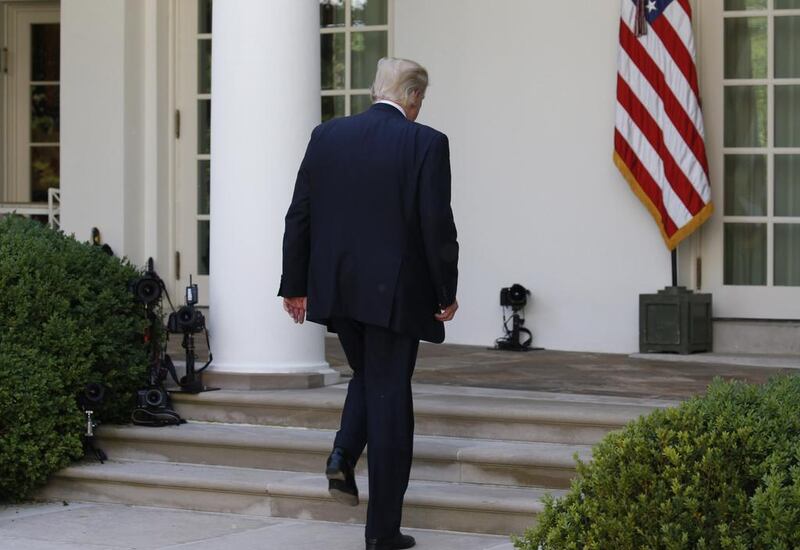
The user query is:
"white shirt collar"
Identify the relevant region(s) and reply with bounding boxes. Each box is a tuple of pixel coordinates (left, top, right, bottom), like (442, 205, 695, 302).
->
(375, 99, 407, 118)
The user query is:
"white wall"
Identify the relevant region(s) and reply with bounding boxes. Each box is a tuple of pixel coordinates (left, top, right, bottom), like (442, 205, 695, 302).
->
(60, 0, 170, 272)
(395, 0, 675, 352)
(57, 0, 683, 353)
(61, 0, 128, 251)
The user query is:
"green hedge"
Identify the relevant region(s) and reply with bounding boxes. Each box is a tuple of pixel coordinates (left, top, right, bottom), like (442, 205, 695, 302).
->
(0, 215, 149, 502)
(515, 376, 800, 550)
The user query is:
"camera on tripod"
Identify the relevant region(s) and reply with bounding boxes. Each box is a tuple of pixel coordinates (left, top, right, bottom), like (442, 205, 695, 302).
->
(77, 382, 107, 462)
(129, 264, 216, 426)
(128, 259, 184, 426)
(500, 284, 530, 311)
(494, 283, 541, 352)
(165, 275, 216, 395)
(167, 282, 205, 334)
(129, 266, 163, 306)
(136, 386, 170, 410)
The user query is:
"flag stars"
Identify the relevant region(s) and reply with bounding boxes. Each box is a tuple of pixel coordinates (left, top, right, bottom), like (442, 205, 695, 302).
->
(646, 0, 658, 12)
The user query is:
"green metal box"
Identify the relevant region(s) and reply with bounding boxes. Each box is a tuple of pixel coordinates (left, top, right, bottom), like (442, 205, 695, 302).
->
(639, 286, 712, 354)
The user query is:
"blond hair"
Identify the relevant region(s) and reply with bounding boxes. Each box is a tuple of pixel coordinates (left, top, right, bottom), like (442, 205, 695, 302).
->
(370, 57, 429, 109)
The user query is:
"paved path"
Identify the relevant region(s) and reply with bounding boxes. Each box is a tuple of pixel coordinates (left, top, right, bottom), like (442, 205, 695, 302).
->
(0, 502, 514, 550)
(327, 340, 799, 401)
(169, 333, 799, 401)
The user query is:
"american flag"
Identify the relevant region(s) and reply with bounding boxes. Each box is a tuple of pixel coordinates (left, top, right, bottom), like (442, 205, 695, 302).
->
(614, 0, 713, 250)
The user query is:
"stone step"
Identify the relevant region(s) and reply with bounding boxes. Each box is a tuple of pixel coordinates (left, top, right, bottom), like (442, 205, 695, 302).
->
(171, 383, 671, 445)
(37, 460, 564, 536)
(96, 422, 591, 489)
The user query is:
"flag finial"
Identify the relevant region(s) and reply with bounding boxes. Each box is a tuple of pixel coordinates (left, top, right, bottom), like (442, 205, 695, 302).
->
(635, 0, 648, 37)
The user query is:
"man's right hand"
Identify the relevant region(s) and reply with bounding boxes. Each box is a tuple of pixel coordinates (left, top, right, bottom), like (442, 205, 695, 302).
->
(435, 299, 458, 322)
(283, 297, 307, 324)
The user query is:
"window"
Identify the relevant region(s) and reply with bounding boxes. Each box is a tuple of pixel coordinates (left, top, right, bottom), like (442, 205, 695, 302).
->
(319, 0, 391, 122)
(196, 0, 211, 277)
(29, 22, 59, 204)
(175, 0, 211, 297)
(723, 0, 800, 286)
(1, 4, 60, 207)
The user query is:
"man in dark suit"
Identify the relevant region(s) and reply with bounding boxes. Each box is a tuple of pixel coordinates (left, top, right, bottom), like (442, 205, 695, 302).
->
(278, 57, 458, 550)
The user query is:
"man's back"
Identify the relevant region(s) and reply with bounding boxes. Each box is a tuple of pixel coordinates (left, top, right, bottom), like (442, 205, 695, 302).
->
(279, 102, 458, 343)
(278, 57, 458, 547)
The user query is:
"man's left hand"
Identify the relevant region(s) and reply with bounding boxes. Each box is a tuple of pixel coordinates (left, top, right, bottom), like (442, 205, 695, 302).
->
(436, 299, 459, 322)
(283, 297, 307, 324)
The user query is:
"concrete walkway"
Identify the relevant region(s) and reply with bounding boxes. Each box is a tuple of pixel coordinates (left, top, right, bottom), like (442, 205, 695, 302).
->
(0, 502, 514, 550)
(169, 334, 800, 401)
(326, 339, 800, 401)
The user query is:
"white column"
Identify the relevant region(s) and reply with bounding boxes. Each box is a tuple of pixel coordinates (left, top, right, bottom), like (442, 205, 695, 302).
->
(209, 0, 330, 381)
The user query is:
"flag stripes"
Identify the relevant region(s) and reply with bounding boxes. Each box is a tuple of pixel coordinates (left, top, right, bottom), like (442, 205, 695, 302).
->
(618, 23, 709, 176)
(615, 131, 678, 236)
(614, 0, 713, 250)
(651, 15, 701, 99)
(617, 77, 705, 217)
(620, 0, 705, 136)
(617, 51, 709, 204)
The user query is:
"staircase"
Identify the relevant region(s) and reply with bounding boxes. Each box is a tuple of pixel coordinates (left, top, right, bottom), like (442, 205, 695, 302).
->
(37, 382, 674, 536)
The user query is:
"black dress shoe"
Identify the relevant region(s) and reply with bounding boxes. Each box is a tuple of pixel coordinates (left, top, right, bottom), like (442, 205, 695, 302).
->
(365, 533, 416, 550)
(326, 447, 358, 506)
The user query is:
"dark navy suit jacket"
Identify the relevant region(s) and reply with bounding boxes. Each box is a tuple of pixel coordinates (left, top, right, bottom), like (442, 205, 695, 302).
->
(278, 103, 459, 344)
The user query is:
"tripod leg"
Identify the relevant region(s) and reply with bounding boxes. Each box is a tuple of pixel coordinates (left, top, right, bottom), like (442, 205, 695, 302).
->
(511, 314, 521, 349)
(94, 446, 108, 463)
(84, 438, 107, 463)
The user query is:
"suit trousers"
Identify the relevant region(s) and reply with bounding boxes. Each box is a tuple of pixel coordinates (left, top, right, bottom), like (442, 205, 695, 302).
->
(330, 317, 420, 540)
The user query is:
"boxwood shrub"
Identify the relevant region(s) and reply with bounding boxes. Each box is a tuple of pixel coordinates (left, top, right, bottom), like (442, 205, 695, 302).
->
(515, 376, 800, 550)
(0, 215, 149, 502)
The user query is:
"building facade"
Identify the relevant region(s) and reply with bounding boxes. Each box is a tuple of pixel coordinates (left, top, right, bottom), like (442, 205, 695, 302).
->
(1, 0, 799, 380)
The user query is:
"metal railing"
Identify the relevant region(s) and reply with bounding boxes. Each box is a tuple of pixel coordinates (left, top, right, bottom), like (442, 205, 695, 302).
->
(0, 188, 61, 229)
(48, 188, 61, 229)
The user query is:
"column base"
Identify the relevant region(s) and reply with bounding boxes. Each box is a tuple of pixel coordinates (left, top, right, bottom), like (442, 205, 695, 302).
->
(204, 368, 341, 390)
(170, 362, 341, 390)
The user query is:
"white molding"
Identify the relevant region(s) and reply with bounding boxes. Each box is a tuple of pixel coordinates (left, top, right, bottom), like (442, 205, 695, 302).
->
(143, 0, 159, 263)
(173, 0, 209, 302)
(166, 0, 177, 286)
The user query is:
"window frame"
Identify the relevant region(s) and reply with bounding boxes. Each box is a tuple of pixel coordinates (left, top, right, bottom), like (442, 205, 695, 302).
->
(1, 2, 60, 204)
(722, 1, 800, 287)
(320, 0, 394, 119)
(174, 0, 211, 304)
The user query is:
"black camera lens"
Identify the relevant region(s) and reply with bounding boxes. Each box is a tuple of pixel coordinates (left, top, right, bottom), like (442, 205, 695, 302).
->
(177, 307, 197, 329)
(509, 284, 528, 304)
(500, 284, 530, 309)
(178, 307, 194, 324)
(174, 306, 205, 333)
(84, 383, 106, 404)
(145, 388, 165, 407)
(135, 276, 162, 304)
